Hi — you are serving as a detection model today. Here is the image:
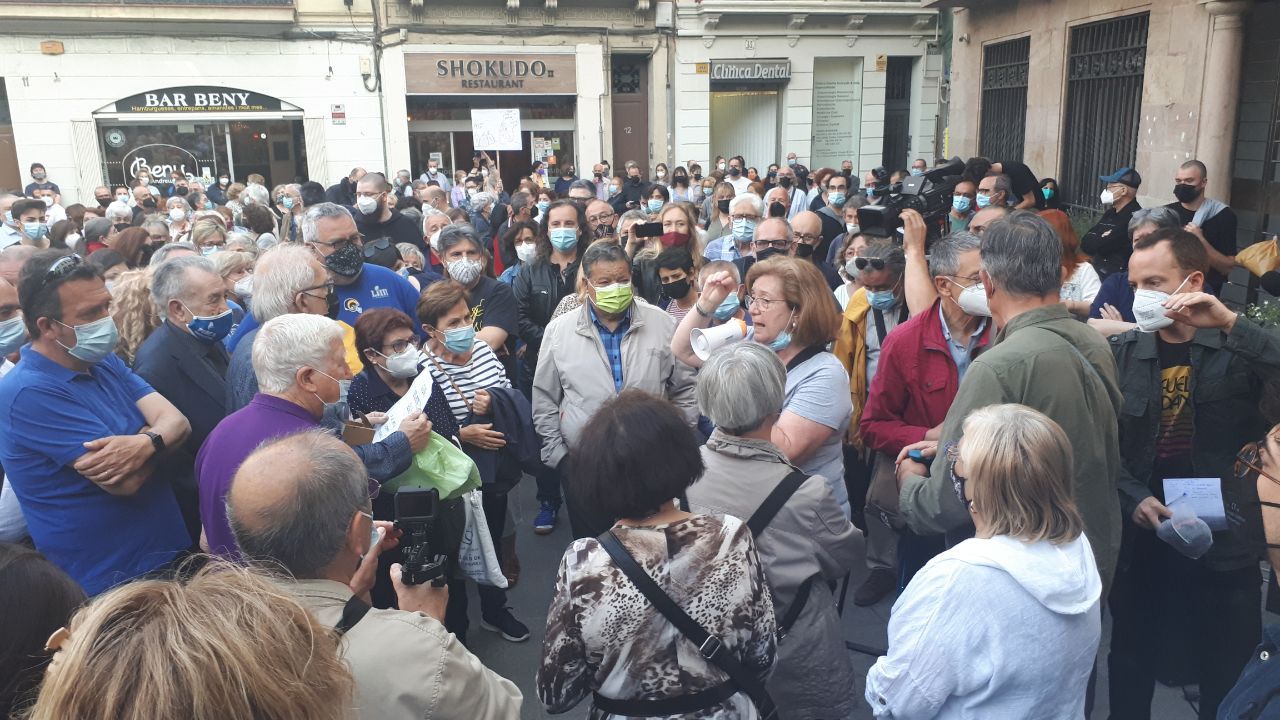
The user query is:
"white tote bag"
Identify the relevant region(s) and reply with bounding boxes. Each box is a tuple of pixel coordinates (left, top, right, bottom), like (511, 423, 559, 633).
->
(457, 490, 508, 588)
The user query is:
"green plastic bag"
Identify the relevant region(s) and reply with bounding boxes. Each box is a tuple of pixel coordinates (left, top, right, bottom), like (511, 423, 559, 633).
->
(380, 432, 481, 500)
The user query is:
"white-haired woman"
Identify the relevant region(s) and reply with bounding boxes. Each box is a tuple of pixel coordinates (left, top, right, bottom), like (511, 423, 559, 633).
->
(866, 404, 1102, 719)
(686, 341, 862, 720)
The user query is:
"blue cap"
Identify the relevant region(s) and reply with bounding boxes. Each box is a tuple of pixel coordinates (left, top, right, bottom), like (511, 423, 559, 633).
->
(1099, 167, 1141, 188)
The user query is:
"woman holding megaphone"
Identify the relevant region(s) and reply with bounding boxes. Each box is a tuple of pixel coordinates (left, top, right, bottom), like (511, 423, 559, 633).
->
(671, 255, 853, 516)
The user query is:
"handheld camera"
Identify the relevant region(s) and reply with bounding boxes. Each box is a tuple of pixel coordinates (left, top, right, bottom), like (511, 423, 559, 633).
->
(394, 488, 447, 587)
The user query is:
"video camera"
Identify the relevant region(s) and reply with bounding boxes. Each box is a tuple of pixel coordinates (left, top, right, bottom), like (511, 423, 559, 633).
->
(857, 157, 966, 242)
(394, 487, 448, 587)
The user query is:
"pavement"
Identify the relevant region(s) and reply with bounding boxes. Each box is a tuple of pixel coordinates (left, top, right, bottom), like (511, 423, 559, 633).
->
(460, 478, 1217, 719)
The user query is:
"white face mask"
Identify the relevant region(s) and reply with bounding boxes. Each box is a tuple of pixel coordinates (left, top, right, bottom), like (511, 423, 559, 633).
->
(1100, 189, 1116, 206)
(846, 223, 859, 235)
(428, 228, 442, 252)
(954, 281, 992, 317)
(355, 196, 379, 216)
(380, 346, 421, 379)
(1132, 275, 1193, 332)
(516, 243, 537, 264)
(168, 208, 186, 222)
(234, 274, 253, 298)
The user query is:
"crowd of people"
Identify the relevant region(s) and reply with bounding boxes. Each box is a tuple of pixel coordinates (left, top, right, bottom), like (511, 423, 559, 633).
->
(0, 147, 1279, 720)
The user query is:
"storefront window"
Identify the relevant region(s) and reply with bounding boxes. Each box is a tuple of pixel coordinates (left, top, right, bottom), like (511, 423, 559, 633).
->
(98, 119, 307, 189)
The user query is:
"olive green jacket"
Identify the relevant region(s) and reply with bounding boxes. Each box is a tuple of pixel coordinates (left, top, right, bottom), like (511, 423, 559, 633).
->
(899, 304, 1124, 589)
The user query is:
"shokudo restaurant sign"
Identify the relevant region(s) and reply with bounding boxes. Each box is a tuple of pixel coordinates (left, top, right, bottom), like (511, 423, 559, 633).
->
(114, 87, 284, 114)
(405, 53, 577, 95)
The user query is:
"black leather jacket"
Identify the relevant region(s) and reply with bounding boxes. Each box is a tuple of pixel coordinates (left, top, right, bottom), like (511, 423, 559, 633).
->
(512, 256, 581, 352)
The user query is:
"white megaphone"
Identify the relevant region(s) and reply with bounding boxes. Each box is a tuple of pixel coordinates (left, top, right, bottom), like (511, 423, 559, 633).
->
(691, 318, 748, 361)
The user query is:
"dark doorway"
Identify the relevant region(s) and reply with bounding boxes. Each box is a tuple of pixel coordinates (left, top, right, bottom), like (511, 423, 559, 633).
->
(1231, 0, 1280, 253)
(1059, 13, 1149, 212)
(882, 57, 913, 171)
(979, 37, 1030, 163)
(611, 56, 649, 177)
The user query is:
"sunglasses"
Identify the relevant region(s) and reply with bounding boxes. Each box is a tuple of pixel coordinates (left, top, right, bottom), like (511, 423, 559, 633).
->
(854, 257, 887, 272)
(41, 254, 84, 290)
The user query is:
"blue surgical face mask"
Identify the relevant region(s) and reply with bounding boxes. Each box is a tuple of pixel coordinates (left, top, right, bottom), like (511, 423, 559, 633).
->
(767, 310, 795, 352)
(182, 303, 234, 343)
(731, 217, 756, 239)
(55, 315, 119, 364)
(713, 293, 741, 321)
(549, 227, 578, 252)
(1042, 187, 1055, 200)
(976, 193, 992, 209)
(280, 196, 295, 210)
(23, 222, 47, 242)
(0, 314, 27, 355)
(441, 325, 477, 354)
(536, 200, 550, 213)
(201, 245, 220, 257)
(952, 196, 972, 213)
(867, 288, 899, 311)
(646, 198, 664, 214)
(703, 187, 713, 197)
(910, 168, 924, 177)
(828, 192, 847, 208)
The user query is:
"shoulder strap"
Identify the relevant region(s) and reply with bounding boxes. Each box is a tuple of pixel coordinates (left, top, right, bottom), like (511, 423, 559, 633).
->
(424, 351, 476, 414)
(785, 346, 823, 372)
(873, 308, 888, 346)
(335, 595, 371, 636)
(599, 531, 778, 720)
(747, 470, 809, 536)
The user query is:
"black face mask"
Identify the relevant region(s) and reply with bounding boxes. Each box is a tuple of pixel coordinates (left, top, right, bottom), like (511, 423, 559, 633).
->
(778, 176, 793, 189)
(175, 186, 189, 196)
(1173, 184, 1202, 204)
(795, 243, 815, 259)
(142, 198, 157, 209)
(768, 201, 787, 218)
(97, 197, 113, 208)
(325, 240, 365, 277)
(594, 223, 614, 239)
(841, 169, 853, 178)
(693, 173, 703, 181)
(112, 223, 130, 234)
(756, 247, 785, 262)
(728, 167, 741, 177)
(717, 199, 731, 215)
(662, 278, 691, 299)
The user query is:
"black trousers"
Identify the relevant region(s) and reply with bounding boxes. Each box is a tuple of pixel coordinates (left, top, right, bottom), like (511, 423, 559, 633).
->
(1107, 529, 1260, 720)
(443, 487, 510, 642)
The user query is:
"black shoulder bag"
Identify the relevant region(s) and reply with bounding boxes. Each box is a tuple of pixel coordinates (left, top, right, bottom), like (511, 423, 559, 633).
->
(334, 595, 372, 636)
(746, 469, 819, 640)
(598, 531, 778, 720)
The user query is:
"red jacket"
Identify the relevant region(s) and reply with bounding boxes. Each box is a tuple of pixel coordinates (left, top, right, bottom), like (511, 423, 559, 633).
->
(859, 299, 991, 457)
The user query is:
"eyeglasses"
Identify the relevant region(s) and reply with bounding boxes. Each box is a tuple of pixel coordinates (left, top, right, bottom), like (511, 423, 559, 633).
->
(310, 234, 360, 251)
(854, 257, 887, 271)
(745, 294, 787, 312)
(299, 281, 335, 302)
(587, 211, 615, 225)
(40, 254, 84, 290)
(383, 336, 420, 355)
(730, 213, 761, 222)
(945, 441, 971, 509)
(794, 232, 822, 244)
(753, 238, 792, 251)
(1237, 436, 1280, 489)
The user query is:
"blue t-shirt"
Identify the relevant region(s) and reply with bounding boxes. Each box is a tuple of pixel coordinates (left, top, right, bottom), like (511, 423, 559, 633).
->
(227, 263, 423, 352)
(0, 347, 189, 594)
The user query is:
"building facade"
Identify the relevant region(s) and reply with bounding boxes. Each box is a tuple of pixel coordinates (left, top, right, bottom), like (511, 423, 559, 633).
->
(936, 0, 1278, 252)
(672, 0, 942, 178)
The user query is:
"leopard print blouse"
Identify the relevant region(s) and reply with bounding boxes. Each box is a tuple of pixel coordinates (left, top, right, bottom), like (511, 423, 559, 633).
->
(537, 514, 777, 719)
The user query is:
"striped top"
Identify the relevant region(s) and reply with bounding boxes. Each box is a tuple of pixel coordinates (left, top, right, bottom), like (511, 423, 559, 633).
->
(424, 339, 511, 423)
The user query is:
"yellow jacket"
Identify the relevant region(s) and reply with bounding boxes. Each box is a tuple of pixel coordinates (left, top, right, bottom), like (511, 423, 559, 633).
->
(832, 288, 871, 451)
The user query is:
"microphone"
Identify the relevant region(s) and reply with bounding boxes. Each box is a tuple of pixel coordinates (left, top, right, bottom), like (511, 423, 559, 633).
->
(1260, 271, 1280, 297)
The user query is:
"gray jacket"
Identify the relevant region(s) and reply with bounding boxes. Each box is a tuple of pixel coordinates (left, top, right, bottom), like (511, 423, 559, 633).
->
(285, 578, 523, 719)
(532, 302, 697, 468)
(687, 430, 863, 720)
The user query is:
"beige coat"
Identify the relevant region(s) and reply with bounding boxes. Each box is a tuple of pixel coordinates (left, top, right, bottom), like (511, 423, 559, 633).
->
(686, 430, 864, 720)
(286, 579, 523, 719)
(532, 301, 697, 468)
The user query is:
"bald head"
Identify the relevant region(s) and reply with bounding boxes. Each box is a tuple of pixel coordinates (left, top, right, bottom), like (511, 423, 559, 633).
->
(792, 211, 822, 238)
(228, 430, 370, 579)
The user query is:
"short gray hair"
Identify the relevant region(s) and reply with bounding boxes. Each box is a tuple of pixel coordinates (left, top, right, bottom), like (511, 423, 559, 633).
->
(251, 313, 344, 393)
(980, 210, 1063, 298)
(581, 241, 630, 279)
(697, 342, 786, 434)
(859, 242, 906, 281)
(251, 244, 320, 322)
(106, 202, 132, 224)
(147, 242, 197, 267)
(299, 202, 354, 245)
(987, 174, 1012, 196)
(753, 218, 793, 244)
(729, 192, 764, 217)
(928, 232, 983, 278)
(438, 223, 483, 256)
(150, 255, 218, 314)
(470, 192, 496, 211)
(396, 242, 426, 268)
(568, 179, 596, 196)
(1128, 206, 1181, 234)
(240, 183, 270, 207)
(228, 429, 368, 579)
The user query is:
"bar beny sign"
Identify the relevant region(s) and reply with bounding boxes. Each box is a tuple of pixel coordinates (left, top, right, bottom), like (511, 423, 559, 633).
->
(709, 60, 792, 83)
(115, 87, 282, 114)
(406, 53, 577, 95)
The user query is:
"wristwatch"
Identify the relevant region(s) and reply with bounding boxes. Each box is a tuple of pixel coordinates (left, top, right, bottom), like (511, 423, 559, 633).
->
(694, 301, 713, 318)
(142, 431, 165, 454)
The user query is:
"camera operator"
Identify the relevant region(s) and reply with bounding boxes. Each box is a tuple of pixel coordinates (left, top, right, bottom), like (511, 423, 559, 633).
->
(228, 429, 523, 719)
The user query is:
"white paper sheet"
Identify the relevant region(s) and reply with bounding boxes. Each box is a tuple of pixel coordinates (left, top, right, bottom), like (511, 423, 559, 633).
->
(372, 366, 435, 443)
(1163, 477, 1227, 531)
